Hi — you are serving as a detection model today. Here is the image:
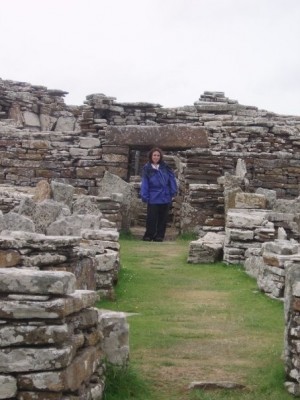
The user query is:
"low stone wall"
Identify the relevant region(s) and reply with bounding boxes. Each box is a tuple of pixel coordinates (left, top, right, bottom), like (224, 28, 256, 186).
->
(224, 208, 275, 264)
(284, 262, 300, 396)
(0, 231, 128, 399)
(0, 267, 104, 399)
(245, 239, 300, 300)
(0, 181, 121, 299)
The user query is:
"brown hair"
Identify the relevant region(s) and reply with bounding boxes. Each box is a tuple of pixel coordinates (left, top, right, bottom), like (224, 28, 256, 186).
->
(148, 147, 164, 163)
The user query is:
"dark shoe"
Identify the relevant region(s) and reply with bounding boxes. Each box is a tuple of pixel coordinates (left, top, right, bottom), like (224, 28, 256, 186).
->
(143, 237, 152, 241)
(153, 237, 163, 242)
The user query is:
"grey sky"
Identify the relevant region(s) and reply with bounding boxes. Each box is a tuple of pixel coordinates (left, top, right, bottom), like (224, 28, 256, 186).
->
(1, 0, 300, 115)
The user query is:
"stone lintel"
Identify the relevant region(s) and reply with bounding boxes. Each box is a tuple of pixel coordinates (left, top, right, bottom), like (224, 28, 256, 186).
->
(106, 124, 209, 149)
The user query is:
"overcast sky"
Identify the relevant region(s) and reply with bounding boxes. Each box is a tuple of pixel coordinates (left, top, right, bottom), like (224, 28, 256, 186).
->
(1, 0, 300, 115)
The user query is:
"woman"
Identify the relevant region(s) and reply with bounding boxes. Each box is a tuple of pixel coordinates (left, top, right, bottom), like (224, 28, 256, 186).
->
(140, 148, 177, 242)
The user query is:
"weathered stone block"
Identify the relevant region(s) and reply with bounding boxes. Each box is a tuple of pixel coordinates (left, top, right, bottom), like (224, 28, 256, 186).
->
(0, 249, 21, 267)
(76, 166, 105, 179)
(0, 268, 76, 295)
(0, 211, 35, 233)
(81, 229, 119, 242)
(0, 345, 75, 373)
(0, 375, 17, 399)
(22, 111, 41, 128)
(235, 192, 266, 209)
(98, 310, 129, 366)
(0, 324, 69, 347)
(0, 290, 97, 319)
(18, 346, 103, 391)
(226, 209, 268, 229)
(106, 124, 209, 149)
(46, 214, 102, 236)
(50, 181, 74, 208)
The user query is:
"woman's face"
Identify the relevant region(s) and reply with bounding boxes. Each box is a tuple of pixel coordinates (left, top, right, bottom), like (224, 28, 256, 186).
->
(151, 151, 161, 165)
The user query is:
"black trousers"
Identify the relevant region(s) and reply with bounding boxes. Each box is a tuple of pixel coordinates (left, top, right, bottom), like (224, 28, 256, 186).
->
(144, 203, 170, 240)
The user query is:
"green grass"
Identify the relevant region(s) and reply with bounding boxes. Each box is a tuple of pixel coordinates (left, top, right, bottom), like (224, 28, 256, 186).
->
(98, 238, 291, 400)
(103, 363, 152, 400)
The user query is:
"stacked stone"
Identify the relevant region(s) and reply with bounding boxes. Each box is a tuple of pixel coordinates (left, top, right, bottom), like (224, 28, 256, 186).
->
(268, 198, 300, 240)
(284, 262, 300, 396)
(98, 145, 130, 181)
(86, 194, 122, 230)
(2, 78, 300, 236)
(0, 78, 80, 132)
(256, 240, 300, 299)
(224, 204, 275, 264)
(117, 102, 162, 126)
(0, 181, 122, 299)
(0, 231, 97, 292)
(79, 105, 98, 134)
(0, 185, 34, 213)
(180, 149, 235, 186)
(79, 103, 108, 143)
(180, 182, 224, 234)
(187, 232, 225, 264)
(0, 267, 105, 399)
(180, 149, 300, 199)
(81, 229, 120, 300)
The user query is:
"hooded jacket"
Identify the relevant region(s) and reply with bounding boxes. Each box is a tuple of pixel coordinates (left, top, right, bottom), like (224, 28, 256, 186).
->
(140, 161, 177, 204)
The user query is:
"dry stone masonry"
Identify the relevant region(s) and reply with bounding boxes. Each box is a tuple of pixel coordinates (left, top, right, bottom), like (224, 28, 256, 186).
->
(0, 267, 103, 399)
(2, 77, 300, 397)
(0, 266, 129, 399)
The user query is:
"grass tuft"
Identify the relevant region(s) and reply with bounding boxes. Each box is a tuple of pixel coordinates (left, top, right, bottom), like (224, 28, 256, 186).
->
(103, 363, 152, 400)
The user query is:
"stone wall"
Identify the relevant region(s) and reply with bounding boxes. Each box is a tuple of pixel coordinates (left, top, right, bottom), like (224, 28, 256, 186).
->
(0, 180, 128, 399)
(284, 262, 300, 396)
(0, 267, 104, 399)
(0, 180, 121, 299)
(1, 79, 300, 233)
(0, 267, 129, 399)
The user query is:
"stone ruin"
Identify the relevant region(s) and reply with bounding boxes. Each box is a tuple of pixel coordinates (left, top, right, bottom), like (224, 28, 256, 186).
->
(187, 160, 300, 395)
(1, 77, 300, 396)
(0, 179, 128, 399)
(0, 180, 121, 300)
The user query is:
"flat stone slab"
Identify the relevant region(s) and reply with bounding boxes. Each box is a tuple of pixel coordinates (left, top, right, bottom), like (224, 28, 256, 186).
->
(188, 381, 246, 391)
(18, 346, 102, 391)
(0, 324, 69, 347)
(106, 124, 209, 149)
(0, 345, 74, 373)
(0, 290, 98, 319)
(0, 231, 81, 250)
(0, 268, 76, 295)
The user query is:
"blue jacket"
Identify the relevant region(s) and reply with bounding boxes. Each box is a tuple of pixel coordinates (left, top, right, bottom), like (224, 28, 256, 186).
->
(140, 161, 177, 204)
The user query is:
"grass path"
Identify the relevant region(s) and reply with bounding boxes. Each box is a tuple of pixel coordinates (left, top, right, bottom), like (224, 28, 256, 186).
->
(98, 238, 291, 400)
